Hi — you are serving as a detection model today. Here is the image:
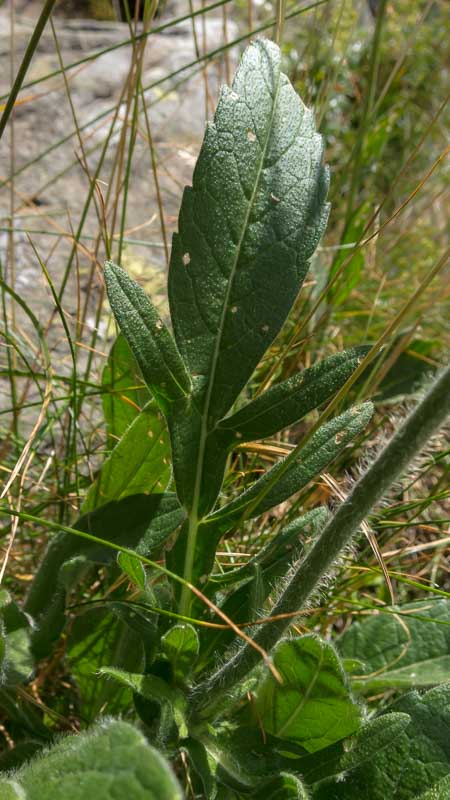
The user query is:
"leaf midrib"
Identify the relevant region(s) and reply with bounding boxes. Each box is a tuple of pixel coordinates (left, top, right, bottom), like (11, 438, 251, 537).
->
(179, 57, 284, 612)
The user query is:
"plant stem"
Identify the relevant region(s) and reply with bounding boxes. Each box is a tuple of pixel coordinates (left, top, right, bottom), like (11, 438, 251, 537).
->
(192, 363, 450, 717)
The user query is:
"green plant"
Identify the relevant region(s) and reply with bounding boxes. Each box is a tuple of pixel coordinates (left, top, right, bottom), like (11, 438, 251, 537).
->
(1, 37, 449, 800)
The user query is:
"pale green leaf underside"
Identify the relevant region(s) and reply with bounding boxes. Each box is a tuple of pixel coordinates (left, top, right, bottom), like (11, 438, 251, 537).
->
(13, 719, 182, 800)
(254, 635, 361, 752)
(82, 401, 171, 513)
(102, 333, 151, 441)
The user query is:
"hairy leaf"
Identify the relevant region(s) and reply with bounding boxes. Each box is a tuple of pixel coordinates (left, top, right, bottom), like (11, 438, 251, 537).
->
(416, 777, 450, 800)
(0, 599, 33, 687)
(253, 635, 361, 752)
(211, 507, 329, 587)
(167, 38, 329, 512)
(313, 685, 450, 799)
(205, 403, 373, 536)
(102, 333, 151, 441)
(338, 599, 450, 692)
(104, 261, 191, 412)
(83, 401, 171, 513)
(220, 347, 369, 442)
(14, 719, 182, 799)
(255, 773, 310, 799)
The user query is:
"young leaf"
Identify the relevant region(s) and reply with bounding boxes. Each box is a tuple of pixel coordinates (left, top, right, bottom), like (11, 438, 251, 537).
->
(161, 623, 200, 680)
(104, 261, 191, 412)
(102, 333, 151, 441)
(82, 400, 171, 513)
(252, 635, 361, 752)
(338, 598, 450, 692)
(117, 551, 146, 591)
(167, 38, 329, 513)
(313, 684, 450, 800)
(99, 667, 188, 737)
(219, 347, 370, 443)
(14, 719, 183, 799)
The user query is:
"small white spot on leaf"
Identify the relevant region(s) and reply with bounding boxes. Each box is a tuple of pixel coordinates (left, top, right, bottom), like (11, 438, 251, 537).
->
(155, 319, 163, 330)
(335, 432, 345, 444)
(262, 324, 269, 333)
(247, 129, 256, 142)
(182, 252, 191, 265)
(230, 305, 238, 313)
(270, 193, 281, 203)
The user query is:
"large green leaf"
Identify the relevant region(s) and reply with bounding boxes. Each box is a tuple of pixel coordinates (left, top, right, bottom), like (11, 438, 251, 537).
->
(253, 635, 361, 752)
(104, 261, 191, 412)
(312, 684, 450, 799)
(102, 333, 151, 441)
(219, 347, 369, 443)
(83, 400, 171, 513)
(169, 38, 329, 423)
(338, 599, 450, 692)
(167, 38, 329, 512)
(12, 719, 182, 799)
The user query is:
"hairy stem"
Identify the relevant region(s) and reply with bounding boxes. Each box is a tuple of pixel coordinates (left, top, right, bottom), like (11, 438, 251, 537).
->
(192, 364, 450, 718)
